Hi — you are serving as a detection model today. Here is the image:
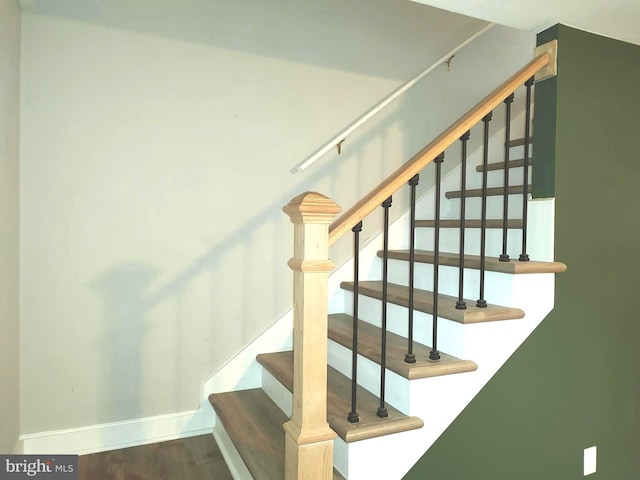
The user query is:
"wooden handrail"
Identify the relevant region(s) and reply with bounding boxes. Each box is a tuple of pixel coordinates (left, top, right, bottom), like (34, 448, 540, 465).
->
(328, 51, 550, 245)
(292, 23, 495, 173)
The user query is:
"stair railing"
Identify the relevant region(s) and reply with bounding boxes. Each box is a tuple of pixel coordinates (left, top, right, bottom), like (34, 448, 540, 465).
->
(327, 52, 549, 244)
(283, 48, 553, 479)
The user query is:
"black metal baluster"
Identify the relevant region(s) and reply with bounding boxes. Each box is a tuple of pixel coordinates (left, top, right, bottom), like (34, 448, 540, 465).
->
(378, 196, 392, 418)
(348, 221, 363, 423)
(477, 112, 492, 308)
(519, 77, 534, 262)
(430, 152, 445, 361)
(500, 93, 515, 262)
(456, 132, 470, 311)
(405, 175, 419, 364)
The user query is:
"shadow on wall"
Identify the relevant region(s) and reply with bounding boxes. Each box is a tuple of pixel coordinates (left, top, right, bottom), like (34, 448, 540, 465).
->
(90, 264, 157, 421)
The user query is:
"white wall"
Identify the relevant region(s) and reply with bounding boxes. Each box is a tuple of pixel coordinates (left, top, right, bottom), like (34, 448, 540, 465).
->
(19, 0, 534, 435)
(0, 0, 21, 454)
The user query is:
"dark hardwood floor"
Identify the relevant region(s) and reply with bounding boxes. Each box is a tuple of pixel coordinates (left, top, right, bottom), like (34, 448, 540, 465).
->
(78, 434, 233, 480)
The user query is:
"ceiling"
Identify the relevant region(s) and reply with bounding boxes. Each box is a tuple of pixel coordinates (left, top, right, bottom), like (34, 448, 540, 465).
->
(411, 0, 640, 46)
(18, 0, 640, 48)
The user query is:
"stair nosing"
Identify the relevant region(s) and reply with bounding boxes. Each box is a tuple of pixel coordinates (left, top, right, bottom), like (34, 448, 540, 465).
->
(445, 184, 531, 199)
(507, 137, 533, 147)
(379, 250, 567, 274)
(476, 157, 533, 172)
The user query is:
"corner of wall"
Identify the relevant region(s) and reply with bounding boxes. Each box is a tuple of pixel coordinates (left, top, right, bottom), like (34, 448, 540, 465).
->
(0, 0, 21, 456)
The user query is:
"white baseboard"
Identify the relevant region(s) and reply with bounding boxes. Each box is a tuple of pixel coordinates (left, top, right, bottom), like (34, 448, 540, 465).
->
(21, 406, 214, 455)
(13, 438, 24, 454)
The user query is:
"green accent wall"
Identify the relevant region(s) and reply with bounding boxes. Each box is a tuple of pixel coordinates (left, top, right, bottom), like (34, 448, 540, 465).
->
(531, 25, 559, 199)
(405, 25, 640, 479)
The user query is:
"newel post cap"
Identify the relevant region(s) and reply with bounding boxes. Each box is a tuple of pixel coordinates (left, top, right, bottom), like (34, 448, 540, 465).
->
(283, 192, 341, 224)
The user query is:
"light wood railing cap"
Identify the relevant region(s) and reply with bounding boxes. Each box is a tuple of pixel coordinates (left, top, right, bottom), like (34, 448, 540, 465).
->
(283, 191, 342, 224)
(328, 51, 550, 245)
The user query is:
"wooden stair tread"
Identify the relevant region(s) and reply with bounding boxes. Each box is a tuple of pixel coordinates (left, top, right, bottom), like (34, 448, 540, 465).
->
(415, 219, 523, 229)
(445, 184, 531, 199)
(381, 250, 568, 274)
(328, 313, 477, 380)
(209, 389, 346, 480)
(209, 389, 286, 480)
(341, 281, 524, 324)
(476, 158, 532, 172)
(257, 351, 424, 443)
(508, 137, 532, 147)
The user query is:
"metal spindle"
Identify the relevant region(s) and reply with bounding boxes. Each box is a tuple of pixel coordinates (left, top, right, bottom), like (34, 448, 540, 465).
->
(348, 221, 363, 423)
(519, 77, 534, 262)
(405, 175, 419, 364)
(378, 196, 392, 418)
(500, 93, 515, 262)
(430, 152, 445, 361)
(456, 132, 470, 310)
(477, 112, 492, 308)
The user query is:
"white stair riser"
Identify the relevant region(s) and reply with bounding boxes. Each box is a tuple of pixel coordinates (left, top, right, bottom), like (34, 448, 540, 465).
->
(417, 189, 506, 220)
(212, 418, 254, 480)
(344, 249, 521, 306)
(334, 437, 349, 480)
(328, 340, 412, 414)
(414, 227, 524, 257)
(507, 144, 532, 159)
(261, 368, 292, 418)
(464, 163, 531, 189)
(484, 165, 531, 189)
(440, 194, 526, 220)
(341, 427, 424, 480)
(386, 261, 518, 306)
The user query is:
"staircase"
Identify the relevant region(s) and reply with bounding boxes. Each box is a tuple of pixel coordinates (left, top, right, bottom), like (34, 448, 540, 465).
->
(207, 50, 565, 479)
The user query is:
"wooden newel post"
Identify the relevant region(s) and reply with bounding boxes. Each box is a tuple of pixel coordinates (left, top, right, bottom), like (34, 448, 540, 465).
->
(282, 192, 341, 479)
